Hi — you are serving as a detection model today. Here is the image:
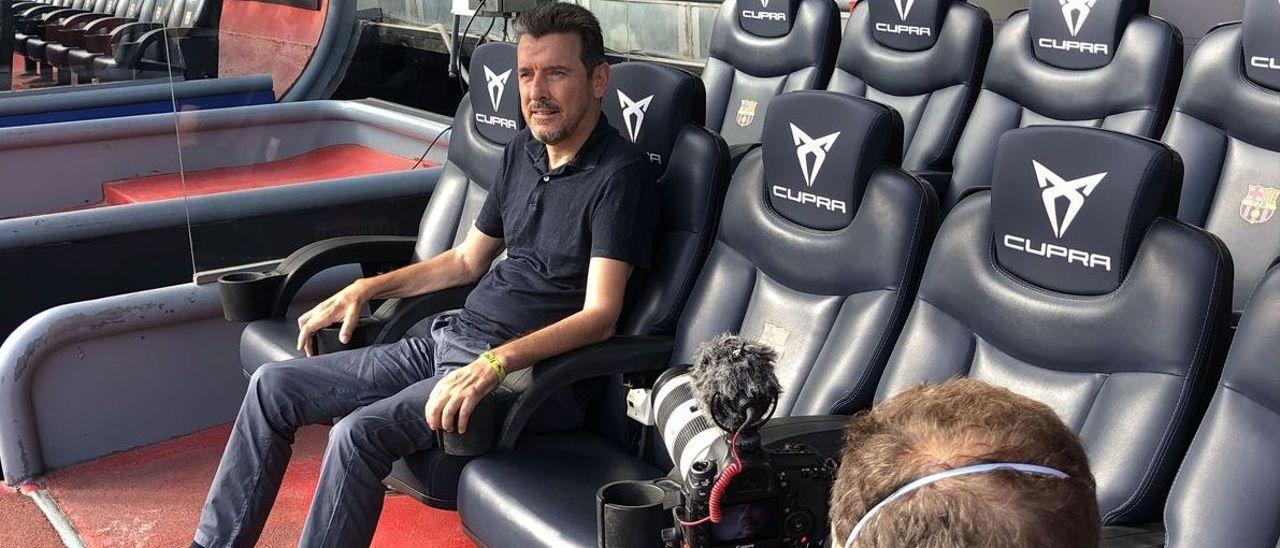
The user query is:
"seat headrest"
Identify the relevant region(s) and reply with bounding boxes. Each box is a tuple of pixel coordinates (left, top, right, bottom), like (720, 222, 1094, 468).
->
(603, 62, 706, 169)
(469, 42, 524, 144)
(762, 91, 903, 230)
(992, 127, 1181, 295)
(866, 0, 955, 51)
(737, 0, 799, 38)
(1028, 0, 1145, 70)
(1243, 0, 1280, 92)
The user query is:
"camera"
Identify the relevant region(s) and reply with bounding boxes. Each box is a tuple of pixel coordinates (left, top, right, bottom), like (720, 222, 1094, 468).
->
(597, 336, 836, 548)
(670, 435, 836, 548)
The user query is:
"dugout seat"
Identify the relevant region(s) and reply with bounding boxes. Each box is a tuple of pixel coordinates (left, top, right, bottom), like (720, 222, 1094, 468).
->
(829, 0, 992, 176)
(457, 91, 938, 548)
(1162, 0, 1280, 312)
(702, 0, 841, 149)
(875, 126, 1233, 526)
(943, 0, 1182, 209)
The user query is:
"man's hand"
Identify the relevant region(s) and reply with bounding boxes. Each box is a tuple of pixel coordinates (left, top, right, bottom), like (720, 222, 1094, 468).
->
(295, 280, 370, 357)
(425, 360, 500, 434)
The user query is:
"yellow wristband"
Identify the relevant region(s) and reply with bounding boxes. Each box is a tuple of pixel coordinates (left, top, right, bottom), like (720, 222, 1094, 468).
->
(480, 350, 506, 384)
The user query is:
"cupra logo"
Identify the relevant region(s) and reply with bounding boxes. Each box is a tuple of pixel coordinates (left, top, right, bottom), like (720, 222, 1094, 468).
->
(616, 90, 654, 143)
(1059, 0, 1096, 37)
(1033, 160, 1106, 238)
(894, 0, 916, 20)
(790, 124, 840, 187)
(484, 65, 511, 111)
(1001, 160, 1113, 271)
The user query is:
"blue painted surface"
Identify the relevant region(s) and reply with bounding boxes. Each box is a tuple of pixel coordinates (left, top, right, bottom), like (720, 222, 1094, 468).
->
(0, 90, 275, 128)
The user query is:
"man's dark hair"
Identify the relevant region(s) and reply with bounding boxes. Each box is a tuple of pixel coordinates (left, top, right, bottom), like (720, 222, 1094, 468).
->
(830, 379, 1100, 548)
(514, 3, 607, 72)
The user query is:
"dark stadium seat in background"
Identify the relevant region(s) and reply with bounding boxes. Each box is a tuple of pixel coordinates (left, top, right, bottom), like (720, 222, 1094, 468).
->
(1162, 0, 1280, 312)
(876, 126, 1233, 526)
(1161, 261, 1280, 547)
(701, 0, 841, 150)
(829, 0, 992, 180)
(944, 0, 1182, 209)
(458, 91, 938, 548)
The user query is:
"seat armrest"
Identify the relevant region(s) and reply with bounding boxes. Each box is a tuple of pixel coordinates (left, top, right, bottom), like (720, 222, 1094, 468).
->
(131, 26, 219, 76)
(107, 21, 161, 62)
(913, 170, 951, 203)
(83, 16, 131, 33)
(83, 17, 132, 53)
(269, 235, 418, 316)
(439, 335, 676, 456)
(368, 285, 476, 345)
(216, 235, 416, 323)
(310, 284, 477, 354)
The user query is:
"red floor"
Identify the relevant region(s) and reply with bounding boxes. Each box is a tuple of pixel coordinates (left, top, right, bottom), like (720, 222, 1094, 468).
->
(103, 145, 435, 205)
(0, 486, 62, 547)
(40, 424, 473, 547)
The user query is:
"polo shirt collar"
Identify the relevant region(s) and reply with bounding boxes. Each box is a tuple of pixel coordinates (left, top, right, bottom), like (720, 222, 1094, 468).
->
(524, 113, 613, 175)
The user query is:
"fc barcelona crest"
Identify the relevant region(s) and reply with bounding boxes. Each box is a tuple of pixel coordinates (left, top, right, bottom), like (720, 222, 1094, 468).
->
(1239, 185, 1279, 225)
(736, 99, 758, 127)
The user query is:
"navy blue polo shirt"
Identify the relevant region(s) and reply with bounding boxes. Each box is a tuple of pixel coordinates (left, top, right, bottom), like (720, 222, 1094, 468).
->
(454, 115, 659, 347)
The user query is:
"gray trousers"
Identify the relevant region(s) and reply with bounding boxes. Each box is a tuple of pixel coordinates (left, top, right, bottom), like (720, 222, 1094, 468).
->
(193, 315, 577, 547)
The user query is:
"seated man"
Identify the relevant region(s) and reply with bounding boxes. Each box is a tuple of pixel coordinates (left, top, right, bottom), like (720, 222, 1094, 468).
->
(829, 379, 1099, 548)
(191, 4, 658, 547)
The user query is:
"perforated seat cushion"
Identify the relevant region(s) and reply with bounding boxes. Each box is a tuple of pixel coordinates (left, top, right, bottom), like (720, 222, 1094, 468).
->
(458, 432, 662, 548)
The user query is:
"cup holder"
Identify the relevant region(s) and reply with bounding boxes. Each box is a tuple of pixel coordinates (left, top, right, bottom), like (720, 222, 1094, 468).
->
(597, 480, 671, 548)
(217, 271, 284, 322)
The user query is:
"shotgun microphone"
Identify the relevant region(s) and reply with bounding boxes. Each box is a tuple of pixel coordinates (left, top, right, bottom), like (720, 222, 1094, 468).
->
(652, 334, 781, 480)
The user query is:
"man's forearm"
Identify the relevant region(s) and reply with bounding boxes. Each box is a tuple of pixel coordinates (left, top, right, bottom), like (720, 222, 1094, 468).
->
(359, 250, 481, 300)
(491, 309, 617, 373)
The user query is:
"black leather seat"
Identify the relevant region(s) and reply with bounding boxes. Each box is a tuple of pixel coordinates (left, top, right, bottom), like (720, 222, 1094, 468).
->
(702, 0, 840, 148)
(1163, 0, 1280, 312)
(239, 41, 526, 372)
(944, 0, 1182, 209)
(382, 61, 730, 508)
(829, 0, 992, 174)
(1161, 261, 1280, 547)
(876, 126, 1233, 526)
(63, 0, 163, 81)
(91, 0, 201, 81)
(457, 91, 938, 548)
(40, 0, 125, 73)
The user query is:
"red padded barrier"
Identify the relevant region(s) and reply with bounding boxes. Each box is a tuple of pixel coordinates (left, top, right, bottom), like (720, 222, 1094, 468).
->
(102, 144, 435, 204)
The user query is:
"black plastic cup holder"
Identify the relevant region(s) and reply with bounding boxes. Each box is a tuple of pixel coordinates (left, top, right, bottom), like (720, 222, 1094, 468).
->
(597, 480, 671, 548)
(217, 271, 285, 322)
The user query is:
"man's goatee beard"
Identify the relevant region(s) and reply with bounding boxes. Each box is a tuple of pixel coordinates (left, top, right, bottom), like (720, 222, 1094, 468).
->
(532, 106, 587, 145)
(534, 127, 571, 145)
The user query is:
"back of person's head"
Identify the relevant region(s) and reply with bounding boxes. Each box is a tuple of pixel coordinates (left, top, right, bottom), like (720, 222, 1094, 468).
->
(830, 379, 1099, 548)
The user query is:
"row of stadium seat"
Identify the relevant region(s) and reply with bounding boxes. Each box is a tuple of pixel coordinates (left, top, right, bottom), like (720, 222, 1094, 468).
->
(232, 0, 1276, 544)
(9, 0, 215, 84)
(694, 0, 1278, 313)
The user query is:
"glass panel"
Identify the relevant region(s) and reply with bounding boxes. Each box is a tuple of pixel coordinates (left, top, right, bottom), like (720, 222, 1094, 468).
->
(0, 0, 186, 342)
(167, 1, 453, 278)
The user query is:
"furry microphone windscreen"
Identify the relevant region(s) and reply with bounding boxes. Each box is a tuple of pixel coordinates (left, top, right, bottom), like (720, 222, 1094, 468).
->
(689, 333, 782, 431)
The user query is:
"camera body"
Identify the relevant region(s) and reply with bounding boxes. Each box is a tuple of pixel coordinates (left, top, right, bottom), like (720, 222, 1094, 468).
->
(672, 439, 836, 548)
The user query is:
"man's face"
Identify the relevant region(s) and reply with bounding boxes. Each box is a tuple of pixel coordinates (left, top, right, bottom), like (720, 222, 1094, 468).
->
(517, 32, 607, 145)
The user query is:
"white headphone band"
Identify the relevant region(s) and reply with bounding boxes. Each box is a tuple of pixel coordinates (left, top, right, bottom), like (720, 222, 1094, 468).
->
(840, 462, 1071, 548)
